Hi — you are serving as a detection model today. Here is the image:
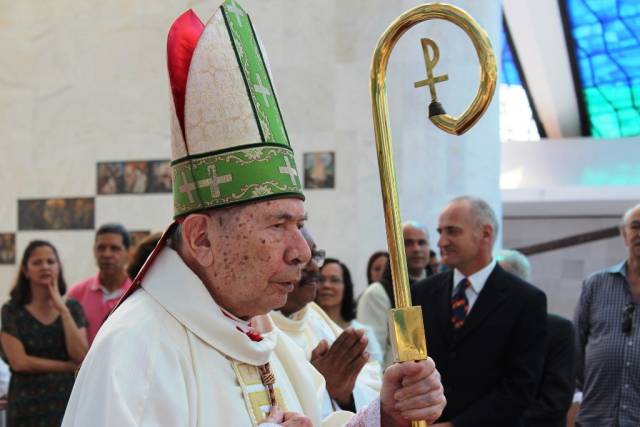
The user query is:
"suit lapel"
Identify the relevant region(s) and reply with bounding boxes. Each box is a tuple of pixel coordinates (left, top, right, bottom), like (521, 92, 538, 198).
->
(454, 265, 507, 344)
(431, 272, 455, 348)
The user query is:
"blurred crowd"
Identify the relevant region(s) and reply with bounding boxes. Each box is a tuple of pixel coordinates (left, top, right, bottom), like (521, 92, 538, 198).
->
(1, 197, 638, 426)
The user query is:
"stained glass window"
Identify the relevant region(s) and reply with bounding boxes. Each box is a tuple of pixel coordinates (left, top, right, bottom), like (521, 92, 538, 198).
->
(500, 24, 541, 141)
(564, 0, 640, 138)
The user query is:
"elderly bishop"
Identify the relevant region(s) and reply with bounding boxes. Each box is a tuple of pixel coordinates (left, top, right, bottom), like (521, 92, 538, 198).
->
(62, 2, 445, 426)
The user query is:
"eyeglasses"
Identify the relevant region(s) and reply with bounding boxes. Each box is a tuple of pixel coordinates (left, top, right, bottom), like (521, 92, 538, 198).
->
(622, 303, 635, 335)
(310, 249, 326, 267)
(320, 276, 343, 284)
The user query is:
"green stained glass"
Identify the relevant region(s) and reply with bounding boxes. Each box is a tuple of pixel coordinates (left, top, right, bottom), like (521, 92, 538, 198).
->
(618, 109, 640, 136)
(581, 164, 640, 186)
(584, 84, 640, 137)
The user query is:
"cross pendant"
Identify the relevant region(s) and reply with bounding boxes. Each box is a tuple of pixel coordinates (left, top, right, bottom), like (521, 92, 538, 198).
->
(414, 38, 449, 102)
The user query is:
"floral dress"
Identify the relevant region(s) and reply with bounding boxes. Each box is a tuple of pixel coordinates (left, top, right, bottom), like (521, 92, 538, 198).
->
(1, 299, 86, 427)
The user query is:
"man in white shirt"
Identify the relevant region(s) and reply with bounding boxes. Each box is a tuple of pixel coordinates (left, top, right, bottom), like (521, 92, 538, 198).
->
(357, 221, 430, 367)
(411, 196, 547, 426)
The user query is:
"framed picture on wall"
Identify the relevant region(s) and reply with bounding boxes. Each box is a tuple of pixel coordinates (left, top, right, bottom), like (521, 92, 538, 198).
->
(147, 161, 172, 193)
(303, 152, 335, 189)
(97, 160, 172, 195)
(97, 162, 124, 194)
(0, 233, 15, 264)
(123, 161, 149, 193)
(18, 198, 95, 230)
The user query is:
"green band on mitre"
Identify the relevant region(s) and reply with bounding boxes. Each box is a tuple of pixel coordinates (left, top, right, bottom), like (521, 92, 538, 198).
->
(172, 144, 304, 218)
(221, 0, 290, 146)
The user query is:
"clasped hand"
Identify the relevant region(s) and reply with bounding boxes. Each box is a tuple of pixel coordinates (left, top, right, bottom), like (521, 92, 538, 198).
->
(310, 328, 369, 407)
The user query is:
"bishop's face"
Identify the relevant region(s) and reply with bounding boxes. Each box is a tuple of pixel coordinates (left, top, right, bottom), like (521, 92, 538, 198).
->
(203, 198, 310, 319)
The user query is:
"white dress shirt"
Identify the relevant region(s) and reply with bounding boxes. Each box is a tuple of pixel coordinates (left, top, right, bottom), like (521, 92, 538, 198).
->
(452, 259, 497, 312)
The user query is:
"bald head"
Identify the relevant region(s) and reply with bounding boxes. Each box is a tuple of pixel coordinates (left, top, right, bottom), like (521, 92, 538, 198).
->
(437, 196, 497, 276)
(621, 203, 640, 229)
(621, 203, 640, 263)
(450, 196, 499, 244)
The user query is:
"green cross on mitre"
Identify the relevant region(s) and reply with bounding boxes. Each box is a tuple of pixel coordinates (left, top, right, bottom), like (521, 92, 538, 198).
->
(172, 145, 304, 217)
(221, 0, 290, 147)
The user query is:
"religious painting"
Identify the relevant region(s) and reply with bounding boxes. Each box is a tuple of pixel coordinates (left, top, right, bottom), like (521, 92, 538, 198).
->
(129, 230, 151, 249)
(147, 161, 173, 193)
(97, 160, 172, 194)
(18, 198, 95, 230)
(303, 152, 335, 189)
(97, 162, 124, 194)
(123, 161, 149, 193)
(0, 233, 15, 264)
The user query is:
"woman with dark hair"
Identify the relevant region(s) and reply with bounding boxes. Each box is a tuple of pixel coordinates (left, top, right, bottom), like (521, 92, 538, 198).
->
(127, 232, 162, 280)
(366, 251, 389, 285)
(316, 258, 383, 364)
(1, 240, 88, 427)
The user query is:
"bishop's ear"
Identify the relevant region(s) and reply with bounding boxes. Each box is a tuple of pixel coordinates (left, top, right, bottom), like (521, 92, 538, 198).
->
(181, 213, 214, 267)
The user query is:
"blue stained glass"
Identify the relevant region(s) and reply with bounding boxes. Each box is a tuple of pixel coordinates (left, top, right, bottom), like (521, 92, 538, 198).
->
(500, 24, 540, 141)
(500, 30, 521, 85)
(566, 0, 640, 138)
(615, 50, 640, 76)
(574, 25, 604, 54)
(586, 0, 618, 20)
(568, 0, 597, 23)
(577, 57, 595, 86)
(621, 2, 640, 17)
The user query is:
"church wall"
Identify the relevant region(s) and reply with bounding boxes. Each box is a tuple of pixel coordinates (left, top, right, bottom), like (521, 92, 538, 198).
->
(503, 215, 627, 320)
(501, 138, 640, 319)
(502, 137, 640, 191)
(0, 0, 502, 300)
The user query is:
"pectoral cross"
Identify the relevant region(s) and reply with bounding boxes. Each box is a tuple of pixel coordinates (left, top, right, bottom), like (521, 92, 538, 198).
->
(414, 38, 448, 102)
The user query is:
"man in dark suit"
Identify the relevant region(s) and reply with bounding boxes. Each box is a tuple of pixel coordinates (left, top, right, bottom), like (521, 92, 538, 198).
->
(496, 249, 575, 427)
(411, 196, 547, 427)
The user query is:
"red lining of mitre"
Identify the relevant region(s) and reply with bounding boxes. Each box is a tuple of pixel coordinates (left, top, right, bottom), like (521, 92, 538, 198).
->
(167, 9, 205, 140)
(107, 12, 203, 317)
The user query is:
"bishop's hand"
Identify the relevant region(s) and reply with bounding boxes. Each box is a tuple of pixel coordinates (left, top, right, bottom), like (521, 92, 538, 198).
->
(380, 358, 446, 426)
(260, 406, 312, 426)
(310, 328, 369, 408)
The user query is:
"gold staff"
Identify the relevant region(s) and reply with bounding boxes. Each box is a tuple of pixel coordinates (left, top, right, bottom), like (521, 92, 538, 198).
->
(369, 3, 497, 426)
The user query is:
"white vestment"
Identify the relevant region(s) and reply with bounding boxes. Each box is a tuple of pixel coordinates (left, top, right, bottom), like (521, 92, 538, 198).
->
(270, 303, 382, 411)
(357, 282, 394, 367)
(62, 248, 380, 427)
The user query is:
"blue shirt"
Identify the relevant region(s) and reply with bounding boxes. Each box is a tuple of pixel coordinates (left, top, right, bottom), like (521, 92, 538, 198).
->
(574, 262, 640, 427)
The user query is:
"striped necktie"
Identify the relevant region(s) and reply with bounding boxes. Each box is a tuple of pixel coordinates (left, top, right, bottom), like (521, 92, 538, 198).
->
(451, 278, 471, 329)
